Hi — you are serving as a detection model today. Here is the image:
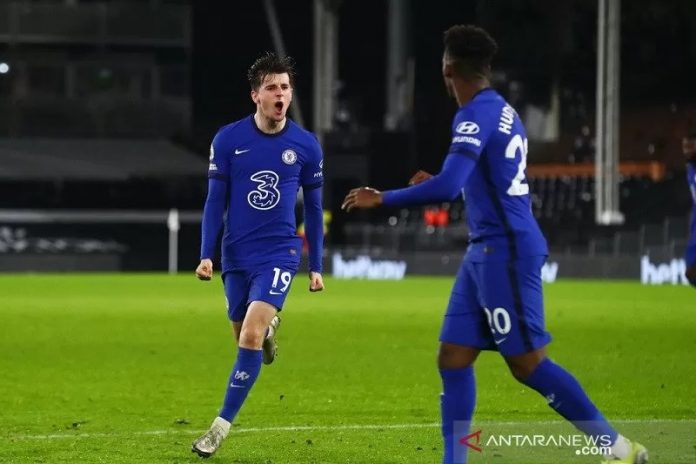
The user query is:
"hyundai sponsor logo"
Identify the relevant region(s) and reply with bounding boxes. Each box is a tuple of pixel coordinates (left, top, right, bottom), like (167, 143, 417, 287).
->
(455, 121, 480, 135)
(452, 136, 482, 146)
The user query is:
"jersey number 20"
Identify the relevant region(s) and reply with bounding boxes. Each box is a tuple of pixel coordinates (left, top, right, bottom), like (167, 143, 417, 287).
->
(505, 134, 529, 196)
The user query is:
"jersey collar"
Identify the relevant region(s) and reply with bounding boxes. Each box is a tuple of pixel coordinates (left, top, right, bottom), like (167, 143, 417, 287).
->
(471, 87, 495, 101)
(250, 114, 291, 137)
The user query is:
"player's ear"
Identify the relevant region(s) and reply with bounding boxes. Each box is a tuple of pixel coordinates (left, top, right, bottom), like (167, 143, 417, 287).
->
(250, 90, 258, 104)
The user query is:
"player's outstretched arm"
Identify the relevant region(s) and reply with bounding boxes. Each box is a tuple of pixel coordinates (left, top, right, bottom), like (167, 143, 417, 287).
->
(341, 187, 383, 212)
(342, 153, 475, 211)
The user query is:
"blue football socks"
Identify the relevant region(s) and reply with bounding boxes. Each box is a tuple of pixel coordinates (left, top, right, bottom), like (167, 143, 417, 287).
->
(219, 347, 263, 422)
(523, 358, 618, 442)
(440, 366, 476, 464)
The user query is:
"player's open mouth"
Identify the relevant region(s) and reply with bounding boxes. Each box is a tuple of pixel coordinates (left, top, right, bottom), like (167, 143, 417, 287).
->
(274, 101, 284, 111)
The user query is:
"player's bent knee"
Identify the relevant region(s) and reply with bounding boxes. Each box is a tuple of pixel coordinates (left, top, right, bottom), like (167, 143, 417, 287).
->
(438, 343, 479, 370)
(239, 327, 265, 349)
(504, 348, 546, 382)
(508, 364, 534, 383)
(238, 301, 277, 349)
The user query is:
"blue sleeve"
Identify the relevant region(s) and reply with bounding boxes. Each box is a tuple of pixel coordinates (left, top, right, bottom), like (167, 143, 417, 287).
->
(382, 153, 476, 208)
(200, 177, 227, 259)
(303, 185, 324, 273)
(300, 135, 324, 190)
(208, 131, 229, 181)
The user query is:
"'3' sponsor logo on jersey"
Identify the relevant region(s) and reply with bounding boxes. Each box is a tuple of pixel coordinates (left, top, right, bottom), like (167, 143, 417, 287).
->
(248, 170, 280, 210)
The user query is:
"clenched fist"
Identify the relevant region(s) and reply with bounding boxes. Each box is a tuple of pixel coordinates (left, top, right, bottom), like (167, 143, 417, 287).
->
(195, 259, 213, 281)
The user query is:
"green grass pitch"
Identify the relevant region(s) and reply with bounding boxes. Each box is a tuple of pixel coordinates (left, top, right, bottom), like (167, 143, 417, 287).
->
(0, 275, 694, 463)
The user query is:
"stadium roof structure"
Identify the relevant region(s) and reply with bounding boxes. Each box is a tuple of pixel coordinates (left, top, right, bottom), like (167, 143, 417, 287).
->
(0, 138, 205, 181)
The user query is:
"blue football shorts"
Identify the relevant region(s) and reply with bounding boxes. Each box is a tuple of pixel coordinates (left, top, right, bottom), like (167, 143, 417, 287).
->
(222, 262, 299, 322)
(439, 255, 552, 356)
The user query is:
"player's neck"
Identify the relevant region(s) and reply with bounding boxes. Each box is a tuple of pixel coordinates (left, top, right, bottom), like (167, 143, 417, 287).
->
(454, 79, 490, 106)
(254, 112, 287, 134)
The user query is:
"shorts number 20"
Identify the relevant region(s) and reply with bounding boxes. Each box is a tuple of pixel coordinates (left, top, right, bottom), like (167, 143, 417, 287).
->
(484, 307, 512, 335)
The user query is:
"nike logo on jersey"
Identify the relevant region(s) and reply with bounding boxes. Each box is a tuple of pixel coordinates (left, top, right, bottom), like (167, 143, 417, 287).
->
(229, 383, 246, 389)
(269, 290, 283, 295)
(235, 148, 251, 155)
(494, 337, 507, 345)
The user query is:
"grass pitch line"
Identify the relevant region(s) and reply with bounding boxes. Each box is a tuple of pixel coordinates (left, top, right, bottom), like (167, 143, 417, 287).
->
(9, 419, 695, 441)
(9, 423, 440, 441)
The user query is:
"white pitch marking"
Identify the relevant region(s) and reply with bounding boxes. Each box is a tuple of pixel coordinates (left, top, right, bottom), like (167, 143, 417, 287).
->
(8, 419, 695, 441)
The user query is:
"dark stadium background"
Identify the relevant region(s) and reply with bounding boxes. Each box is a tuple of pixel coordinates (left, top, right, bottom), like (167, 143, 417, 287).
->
(1, 0, 695, 277)
(193, 0, 696, 171)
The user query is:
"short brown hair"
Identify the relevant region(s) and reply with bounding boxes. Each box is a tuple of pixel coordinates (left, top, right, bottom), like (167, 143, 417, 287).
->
(247, 52, 296, 90)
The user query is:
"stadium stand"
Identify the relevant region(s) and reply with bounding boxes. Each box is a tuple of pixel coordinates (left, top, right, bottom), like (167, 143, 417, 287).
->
(0, 138, 205, 209)
(342, 168, 692, 258)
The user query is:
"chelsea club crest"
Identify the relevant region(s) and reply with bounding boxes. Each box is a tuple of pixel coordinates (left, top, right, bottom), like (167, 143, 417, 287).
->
(281, 149, 297, 165)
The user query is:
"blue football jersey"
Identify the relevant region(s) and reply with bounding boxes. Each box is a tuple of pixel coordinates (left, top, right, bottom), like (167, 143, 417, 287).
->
(688, 162, 696, 240)
(208, 115, 323, 272)
(449, 89, 548, 261)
